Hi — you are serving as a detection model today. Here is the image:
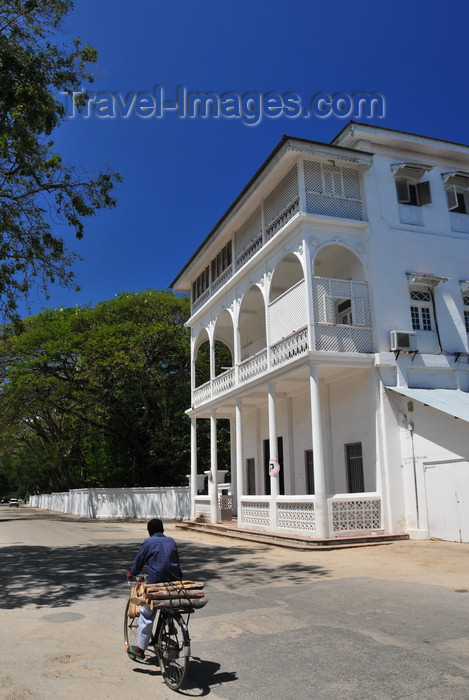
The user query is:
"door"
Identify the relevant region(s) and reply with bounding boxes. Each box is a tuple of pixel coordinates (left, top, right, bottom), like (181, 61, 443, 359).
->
(424, 461, 469, 542)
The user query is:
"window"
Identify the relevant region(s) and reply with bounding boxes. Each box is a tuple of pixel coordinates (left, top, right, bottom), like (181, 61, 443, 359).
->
(192, 266, 210, 301)
(211, 241, 232, 282)
(446, 186, 468, 214)
(463, 295, 469, 333)
(410, 289, 433, 331)
(336, 298, 352, 325)
(345, 442, 364, 493)
(395, 179, 431, 206)
(305, 450, 314, 494)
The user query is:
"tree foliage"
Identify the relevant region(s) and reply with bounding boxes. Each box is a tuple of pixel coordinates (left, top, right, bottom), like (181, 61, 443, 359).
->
(0, 291, 191, 495)
(0, 0, 121, 320)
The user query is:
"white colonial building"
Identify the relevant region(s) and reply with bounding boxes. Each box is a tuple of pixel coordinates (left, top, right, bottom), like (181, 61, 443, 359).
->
(171, 123, 469, 543)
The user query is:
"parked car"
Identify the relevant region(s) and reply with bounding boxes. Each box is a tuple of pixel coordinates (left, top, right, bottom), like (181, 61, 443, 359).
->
(8, 499, 19, 507)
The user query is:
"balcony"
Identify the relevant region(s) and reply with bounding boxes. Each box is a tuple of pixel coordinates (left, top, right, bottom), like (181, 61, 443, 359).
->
(191, 158, 367, 316)
(192, 277, 373, 407)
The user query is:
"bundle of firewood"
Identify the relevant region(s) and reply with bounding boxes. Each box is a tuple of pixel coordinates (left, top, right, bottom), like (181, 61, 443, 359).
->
(130, 580, 208, 610)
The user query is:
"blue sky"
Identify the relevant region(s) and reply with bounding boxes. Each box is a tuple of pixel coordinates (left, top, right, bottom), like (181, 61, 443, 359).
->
(24, 0, 469, 315)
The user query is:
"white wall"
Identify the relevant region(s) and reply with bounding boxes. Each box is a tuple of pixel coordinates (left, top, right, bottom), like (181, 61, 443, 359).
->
(29, 486, 190, 520)
(328, 370, 376, 493)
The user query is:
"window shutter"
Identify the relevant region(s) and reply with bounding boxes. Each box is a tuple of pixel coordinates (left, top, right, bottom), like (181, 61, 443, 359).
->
(446, 185, 459, 211)
(352, 298, 366, 326)
(396, 179, 411, 203)
(416, 180, 431, 206)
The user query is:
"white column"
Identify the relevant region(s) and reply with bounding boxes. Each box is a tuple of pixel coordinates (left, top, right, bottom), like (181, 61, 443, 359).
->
(268, 382, 279, 529)
(190, 416, 197, 519)
(309, 365, 328, 538)
(303, 236, 316, 353)
(376, 374, 393, 533)
(209, 332, 215, 381)
(210, 409, 218, 524)
(230, 416, 237, 515)
(235, 398, 244, 519)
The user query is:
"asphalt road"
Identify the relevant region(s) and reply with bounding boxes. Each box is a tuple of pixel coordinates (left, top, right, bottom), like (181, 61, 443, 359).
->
(1, 507, 469, 700)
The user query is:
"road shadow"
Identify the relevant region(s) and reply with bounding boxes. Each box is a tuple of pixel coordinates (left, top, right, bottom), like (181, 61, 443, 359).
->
(0, 536, 329, 609)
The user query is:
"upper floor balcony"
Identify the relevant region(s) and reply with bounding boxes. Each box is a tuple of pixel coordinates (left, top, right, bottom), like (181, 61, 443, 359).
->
(191, 156, 368, 315)
(192, 274, 373, 408)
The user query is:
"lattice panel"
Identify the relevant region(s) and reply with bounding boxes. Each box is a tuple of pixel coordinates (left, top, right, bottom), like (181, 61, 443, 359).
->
(277, 502, 316, 532)
(269, 279, 307, 345)
(235, 207, 263, 264)
(315, 324, 373, 353)
(306, 193, 363, 220)
(304, 160, 363, 221)
(342, 167, 361, 200)
(219, 495, 233, 509)
(331, 499, 381, 532)
(241, 501, 270, 526)
(194, 500, 211, 520)
(271, 327, 309, 367)
(264, 164, 299, 238)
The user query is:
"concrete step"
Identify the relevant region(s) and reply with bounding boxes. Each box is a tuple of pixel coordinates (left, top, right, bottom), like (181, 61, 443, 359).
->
(176, 520, 409, 551)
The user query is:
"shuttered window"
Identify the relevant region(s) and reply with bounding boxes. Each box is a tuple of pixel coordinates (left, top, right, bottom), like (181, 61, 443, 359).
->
(446, 185, 468, 213)
(463, 295, 469, 332)
(396, 179, 432, 206)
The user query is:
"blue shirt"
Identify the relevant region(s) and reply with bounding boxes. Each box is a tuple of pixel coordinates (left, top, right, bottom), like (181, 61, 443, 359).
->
(130, 532, 182, 584)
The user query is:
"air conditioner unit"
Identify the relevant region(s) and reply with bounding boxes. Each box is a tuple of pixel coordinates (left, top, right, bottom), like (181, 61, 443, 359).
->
(390, 330, 417, 352)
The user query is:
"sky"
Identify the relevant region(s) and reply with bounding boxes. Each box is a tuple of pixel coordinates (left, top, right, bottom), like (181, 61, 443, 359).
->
(22, 0, 469, 316)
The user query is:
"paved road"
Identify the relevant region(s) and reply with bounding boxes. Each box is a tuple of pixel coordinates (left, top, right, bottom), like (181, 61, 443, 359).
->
(1, 507, 469, 700)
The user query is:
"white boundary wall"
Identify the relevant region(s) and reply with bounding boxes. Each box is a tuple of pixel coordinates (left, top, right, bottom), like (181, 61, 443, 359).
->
(29, 486, 190, 520)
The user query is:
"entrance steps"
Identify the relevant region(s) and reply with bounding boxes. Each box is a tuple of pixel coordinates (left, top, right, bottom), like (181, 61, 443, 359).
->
(176, 519, 409, 551)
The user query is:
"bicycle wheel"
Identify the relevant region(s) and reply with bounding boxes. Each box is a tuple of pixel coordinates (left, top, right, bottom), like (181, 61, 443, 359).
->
(124, 598, 140, 650)
(157, 611, 190, 690)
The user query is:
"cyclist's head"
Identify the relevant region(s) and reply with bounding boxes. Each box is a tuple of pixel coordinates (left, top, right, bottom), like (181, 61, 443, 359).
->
(147, 518, 164, 536)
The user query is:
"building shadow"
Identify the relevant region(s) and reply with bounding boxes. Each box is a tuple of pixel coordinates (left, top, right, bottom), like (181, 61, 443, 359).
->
(0, 535, 330, 609)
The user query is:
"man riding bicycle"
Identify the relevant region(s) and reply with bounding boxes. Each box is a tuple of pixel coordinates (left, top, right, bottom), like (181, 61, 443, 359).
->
(126, 518, 182, 661)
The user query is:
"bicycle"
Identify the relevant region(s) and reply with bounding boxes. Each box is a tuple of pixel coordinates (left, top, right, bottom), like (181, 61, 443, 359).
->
(124, 575, 206, 691)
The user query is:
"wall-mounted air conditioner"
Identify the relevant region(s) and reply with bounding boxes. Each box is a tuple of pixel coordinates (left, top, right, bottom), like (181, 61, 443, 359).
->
(390, 330, 417, 352)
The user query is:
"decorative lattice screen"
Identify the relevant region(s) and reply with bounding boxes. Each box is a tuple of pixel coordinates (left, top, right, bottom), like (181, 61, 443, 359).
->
(235, 207, 263, 268)
(264, 164, 299, 239)
(269, 279, 307, 345)
(304, 160, 363, 220)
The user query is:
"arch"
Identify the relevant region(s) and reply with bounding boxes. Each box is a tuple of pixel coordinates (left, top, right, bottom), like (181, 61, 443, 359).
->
(194, 328, 210, 387)
(213, 310, 234, 375)
(239, 285, 266, 361)
(313, 244, 365, 281)
(269, 253, 304, 302)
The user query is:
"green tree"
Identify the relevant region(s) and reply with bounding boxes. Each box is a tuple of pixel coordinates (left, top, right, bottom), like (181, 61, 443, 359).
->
(0, 0, 121, 321)
(0, 291, 191, 493)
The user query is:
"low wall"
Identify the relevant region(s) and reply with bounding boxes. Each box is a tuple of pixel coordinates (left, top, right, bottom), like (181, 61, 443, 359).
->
(29, 486, 190, 520)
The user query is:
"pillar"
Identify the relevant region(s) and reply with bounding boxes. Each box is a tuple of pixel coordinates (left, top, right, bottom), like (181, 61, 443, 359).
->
(309, 365, 328, 538)
(210, 409, 218, 524)
(235, 398, 244, 520)
(190, 416, 197, 519)
(268, 382, 279, 529)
